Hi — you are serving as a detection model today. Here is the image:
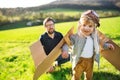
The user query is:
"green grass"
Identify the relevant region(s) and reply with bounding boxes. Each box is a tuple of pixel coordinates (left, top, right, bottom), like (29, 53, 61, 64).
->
(0, 17, 120, 80)
(99, 17, 120, 44)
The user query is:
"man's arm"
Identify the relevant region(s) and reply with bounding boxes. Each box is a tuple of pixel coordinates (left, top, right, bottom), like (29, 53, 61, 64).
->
(61, 44, 69, 59)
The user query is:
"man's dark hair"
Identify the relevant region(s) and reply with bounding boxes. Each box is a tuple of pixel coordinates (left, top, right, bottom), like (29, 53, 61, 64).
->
(43, 17, 55, 26)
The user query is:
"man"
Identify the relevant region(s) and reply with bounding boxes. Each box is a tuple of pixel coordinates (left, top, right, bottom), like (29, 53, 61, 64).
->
(40, 17, 70, 72)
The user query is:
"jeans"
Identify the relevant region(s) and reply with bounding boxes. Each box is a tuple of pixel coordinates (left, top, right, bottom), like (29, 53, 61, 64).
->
(56, 54, 70, 66)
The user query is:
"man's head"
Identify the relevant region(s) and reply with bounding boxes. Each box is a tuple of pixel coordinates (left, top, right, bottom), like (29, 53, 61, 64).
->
(43, 17, 55, 34)
(78, 10, 100, 36)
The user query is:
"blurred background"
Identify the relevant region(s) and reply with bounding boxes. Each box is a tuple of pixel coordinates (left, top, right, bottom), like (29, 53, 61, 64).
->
(0, 0, 120, 80)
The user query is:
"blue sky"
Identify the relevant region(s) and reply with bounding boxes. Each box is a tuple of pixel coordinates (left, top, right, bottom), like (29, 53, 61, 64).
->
(0, 0, 56, 8)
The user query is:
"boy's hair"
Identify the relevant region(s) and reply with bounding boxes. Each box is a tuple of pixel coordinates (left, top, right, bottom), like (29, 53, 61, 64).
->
(43, 17, 55, 26)
(80, 10, 100, 27)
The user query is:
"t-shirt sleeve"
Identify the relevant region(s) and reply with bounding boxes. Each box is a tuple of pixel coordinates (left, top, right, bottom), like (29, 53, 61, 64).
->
(39, 35, 44, 46)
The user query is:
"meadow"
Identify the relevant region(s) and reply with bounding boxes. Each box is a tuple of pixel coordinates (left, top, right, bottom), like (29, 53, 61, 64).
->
(0, 17, 120, 80)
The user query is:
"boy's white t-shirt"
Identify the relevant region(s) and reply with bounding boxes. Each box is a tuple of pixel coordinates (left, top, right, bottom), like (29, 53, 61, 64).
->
(81, 36, 94, 58)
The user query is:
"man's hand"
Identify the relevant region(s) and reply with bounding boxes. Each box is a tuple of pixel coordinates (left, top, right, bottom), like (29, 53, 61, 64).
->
(61, 51, 69, 59)
(46, 66, 55, 73)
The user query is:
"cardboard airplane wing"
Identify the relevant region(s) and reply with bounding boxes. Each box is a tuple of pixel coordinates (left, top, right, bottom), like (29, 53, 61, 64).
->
(29, 27, 74, 80)
(98, 30, 120, 71)
(29, 40, 47, 68)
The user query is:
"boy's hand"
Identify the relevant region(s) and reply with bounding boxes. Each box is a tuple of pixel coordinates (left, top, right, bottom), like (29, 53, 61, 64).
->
(108, 43, 115, 50)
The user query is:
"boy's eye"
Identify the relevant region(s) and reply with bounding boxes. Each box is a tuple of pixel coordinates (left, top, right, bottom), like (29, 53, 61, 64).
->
(89, 25, 92, 27)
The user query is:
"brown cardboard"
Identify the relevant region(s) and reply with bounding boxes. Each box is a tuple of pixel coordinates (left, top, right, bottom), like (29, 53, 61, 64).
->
(98, 30, 120, 71)
(30, 27, 74, 80)
(29, 41, 47, 68)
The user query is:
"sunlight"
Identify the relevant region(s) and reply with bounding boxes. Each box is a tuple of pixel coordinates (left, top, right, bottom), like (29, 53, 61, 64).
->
(0, 0, 56, 8)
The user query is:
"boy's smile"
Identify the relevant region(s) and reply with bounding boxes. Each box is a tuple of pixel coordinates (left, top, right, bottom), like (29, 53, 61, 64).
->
(79, 17, 95, 36)
(79, 21, 95, 36)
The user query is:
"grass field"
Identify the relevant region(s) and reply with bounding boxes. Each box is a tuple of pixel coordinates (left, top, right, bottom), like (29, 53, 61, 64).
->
(0, 17, 120, 80)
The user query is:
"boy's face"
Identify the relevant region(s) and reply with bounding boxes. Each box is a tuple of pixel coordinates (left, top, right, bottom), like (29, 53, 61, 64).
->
(79, 19, 95, 36)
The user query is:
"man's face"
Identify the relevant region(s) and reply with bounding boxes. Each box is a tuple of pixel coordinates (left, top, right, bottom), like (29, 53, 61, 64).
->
(79, 20, 95, 36)
(45, 21, 55, 34)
